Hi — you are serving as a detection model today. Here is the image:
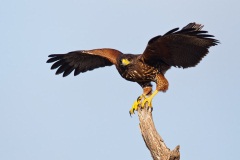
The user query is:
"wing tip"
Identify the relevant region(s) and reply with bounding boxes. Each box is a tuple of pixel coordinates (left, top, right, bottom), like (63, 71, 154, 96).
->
(46, 58, 55, 63)
(164, 27, 179, 36)
(48, 54, 56, 57)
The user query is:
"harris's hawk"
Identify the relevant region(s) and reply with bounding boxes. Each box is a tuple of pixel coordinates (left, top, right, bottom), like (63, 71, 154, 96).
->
(47, 23, 219, 115)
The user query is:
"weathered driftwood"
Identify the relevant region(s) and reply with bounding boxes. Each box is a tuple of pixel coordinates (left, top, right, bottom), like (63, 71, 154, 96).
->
(137, 104, 180, 160)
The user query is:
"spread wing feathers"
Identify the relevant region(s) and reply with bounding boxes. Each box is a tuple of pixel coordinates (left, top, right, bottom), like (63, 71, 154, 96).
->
(142, 22, 219, 68)
(46, 49, 122, 77)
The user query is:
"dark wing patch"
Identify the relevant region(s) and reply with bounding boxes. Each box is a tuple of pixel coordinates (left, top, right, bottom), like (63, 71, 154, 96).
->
(142, 23, 219, 68)
(47, 50, 114, 77)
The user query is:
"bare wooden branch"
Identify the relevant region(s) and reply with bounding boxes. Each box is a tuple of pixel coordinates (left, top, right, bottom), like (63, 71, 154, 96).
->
(137, 105, 180, 160)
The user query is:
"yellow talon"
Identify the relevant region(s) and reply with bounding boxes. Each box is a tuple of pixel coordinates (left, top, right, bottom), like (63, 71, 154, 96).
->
(129, 101, 138, 115)
(142, 96, 153, 108)
(129, 96, 142, 116)
(141, 90, 159, 109)
(129, 90, 158, 116)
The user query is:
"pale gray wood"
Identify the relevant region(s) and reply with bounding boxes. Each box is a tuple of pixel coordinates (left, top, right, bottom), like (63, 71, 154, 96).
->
(137, 105, 180, 160)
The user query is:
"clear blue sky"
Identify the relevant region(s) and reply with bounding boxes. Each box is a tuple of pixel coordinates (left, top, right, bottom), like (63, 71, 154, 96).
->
(0, 0, 239, 160)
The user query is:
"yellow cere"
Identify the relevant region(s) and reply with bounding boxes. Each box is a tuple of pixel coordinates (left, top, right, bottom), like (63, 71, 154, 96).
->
(121, 59, 130, 66)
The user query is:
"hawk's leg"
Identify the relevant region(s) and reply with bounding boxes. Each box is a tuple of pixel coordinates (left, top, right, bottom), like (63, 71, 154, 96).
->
(142, 74, 169, 108)
(129, 83, 152, 115)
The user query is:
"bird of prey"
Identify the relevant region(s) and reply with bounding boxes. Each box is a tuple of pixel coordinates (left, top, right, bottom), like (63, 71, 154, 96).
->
(47, 22, 219, 115)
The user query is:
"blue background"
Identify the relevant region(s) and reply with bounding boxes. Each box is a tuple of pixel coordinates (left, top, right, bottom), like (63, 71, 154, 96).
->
(1, 0, 239, 159)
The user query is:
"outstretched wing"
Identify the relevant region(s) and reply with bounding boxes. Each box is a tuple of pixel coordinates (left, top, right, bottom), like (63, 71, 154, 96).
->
(46, 48, 122, 77)
(141, 23, 219, 68)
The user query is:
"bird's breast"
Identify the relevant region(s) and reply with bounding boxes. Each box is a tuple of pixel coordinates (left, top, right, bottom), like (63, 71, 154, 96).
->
(120, 61, 158, 82)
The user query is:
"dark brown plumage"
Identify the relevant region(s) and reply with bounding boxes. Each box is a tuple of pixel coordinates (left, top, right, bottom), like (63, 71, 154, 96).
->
(47, 22, 219, 114)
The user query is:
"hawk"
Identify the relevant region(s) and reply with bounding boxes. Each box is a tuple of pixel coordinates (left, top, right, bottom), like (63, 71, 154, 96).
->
(47, 22, 219, 115)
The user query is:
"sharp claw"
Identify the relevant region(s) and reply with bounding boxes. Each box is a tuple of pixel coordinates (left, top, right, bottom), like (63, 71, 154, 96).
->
(129, 111, 133, 116)
(129, 107, 136, 116)
(137, 96, 141, 102)
(129, 111, 132, 117)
